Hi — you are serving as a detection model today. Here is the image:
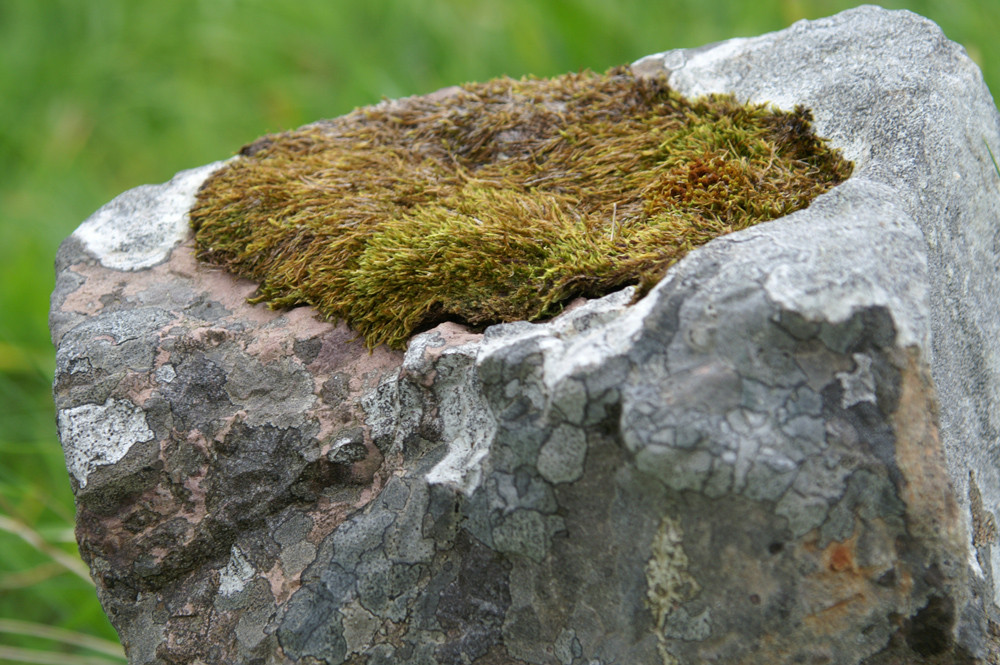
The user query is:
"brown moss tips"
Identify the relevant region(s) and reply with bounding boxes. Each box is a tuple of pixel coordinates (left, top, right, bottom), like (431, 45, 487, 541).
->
(190, 66, 852, 350)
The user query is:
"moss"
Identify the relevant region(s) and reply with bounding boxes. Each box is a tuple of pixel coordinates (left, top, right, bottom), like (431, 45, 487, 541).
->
(191, 66, 852, 349)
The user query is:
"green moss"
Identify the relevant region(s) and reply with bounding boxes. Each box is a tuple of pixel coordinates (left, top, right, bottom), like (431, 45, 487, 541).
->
(190, 66, 852, 349)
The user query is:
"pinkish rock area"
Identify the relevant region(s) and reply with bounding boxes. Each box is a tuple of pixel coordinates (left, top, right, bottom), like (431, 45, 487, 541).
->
(51, 7, 1000, 665)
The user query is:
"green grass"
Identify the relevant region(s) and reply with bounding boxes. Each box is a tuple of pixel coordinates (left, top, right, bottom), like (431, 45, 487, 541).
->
(1, 1, 997, 662)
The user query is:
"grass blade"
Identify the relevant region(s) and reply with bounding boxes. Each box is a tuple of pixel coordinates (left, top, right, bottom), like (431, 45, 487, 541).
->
(986, 139, 1000, 180)
(0, 620, 124, 660)
(0, 644, 124, 665)
(0, 514, 92, 584)
(0, 562, 64, 590)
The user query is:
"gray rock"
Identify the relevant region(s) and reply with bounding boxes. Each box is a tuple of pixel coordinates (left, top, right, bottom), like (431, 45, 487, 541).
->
(50, 6, 1000, 664)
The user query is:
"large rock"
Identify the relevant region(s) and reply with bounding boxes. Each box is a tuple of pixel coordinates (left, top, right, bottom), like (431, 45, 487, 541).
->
(51, 6, 1000, 664)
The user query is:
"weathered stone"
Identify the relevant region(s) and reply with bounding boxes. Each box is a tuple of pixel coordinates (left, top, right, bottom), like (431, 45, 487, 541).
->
(51, 6, 1000, 665)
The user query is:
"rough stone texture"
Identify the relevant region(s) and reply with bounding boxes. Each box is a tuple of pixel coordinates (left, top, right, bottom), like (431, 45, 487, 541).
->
(50, 6, 1000, 665)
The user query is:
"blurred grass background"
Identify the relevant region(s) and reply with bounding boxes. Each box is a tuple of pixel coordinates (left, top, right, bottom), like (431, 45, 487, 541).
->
(0, 1, 996, 663)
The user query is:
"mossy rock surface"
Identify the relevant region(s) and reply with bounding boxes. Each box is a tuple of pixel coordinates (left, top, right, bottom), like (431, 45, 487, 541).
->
(190, 66, 852, 349)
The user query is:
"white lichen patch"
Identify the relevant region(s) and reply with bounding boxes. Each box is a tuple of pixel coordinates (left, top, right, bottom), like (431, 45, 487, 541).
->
(219, 545, 256, 597)
(57, 398, 155, 488)
(425, 436, 492, 496)
(836, 353, 877, 408)
(421, 343, 497, 495)
(154, 364, 176, 384)
(75, 160, 228, 271)
(646, 514, 701, 665)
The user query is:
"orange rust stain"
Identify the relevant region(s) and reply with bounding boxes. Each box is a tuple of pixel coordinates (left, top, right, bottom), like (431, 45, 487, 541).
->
(892, 349, 963, 547)
(823, 536, 857, 573)
(829, 543, 853, 572)
(803, 592, 867, 628)
(897, 568, 913, 596)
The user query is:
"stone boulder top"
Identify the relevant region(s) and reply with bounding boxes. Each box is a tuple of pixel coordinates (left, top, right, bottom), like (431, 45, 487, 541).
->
(51, 6, 1000, 665)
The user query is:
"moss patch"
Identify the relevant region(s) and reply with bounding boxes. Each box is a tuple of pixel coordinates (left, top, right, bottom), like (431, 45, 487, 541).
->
(191, 66, 852, 349)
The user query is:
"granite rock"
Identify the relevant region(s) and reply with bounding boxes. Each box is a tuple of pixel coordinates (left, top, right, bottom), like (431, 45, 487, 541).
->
(51, 6, 1000, 664)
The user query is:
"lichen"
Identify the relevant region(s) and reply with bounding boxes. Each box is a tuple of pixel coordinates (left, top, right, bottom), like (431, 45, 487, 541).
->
(191, 66, 852, 349)
(645, 514, 700, 665)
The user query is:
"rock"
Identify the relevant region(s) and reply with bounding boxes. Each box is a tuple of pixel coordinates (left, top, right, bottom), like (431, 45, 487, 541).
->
(50, 6, 1000, 665)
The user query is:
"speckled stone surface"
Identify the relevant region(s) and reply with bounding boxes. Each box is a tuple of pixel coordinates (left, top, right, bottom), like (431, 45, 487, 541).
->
(51, 6, 1000, 664)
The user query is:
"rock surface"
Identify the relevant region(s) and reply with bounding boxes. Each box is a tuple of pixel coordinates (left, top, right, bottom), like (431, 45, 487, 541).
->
(51, 6, 1000, 665)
